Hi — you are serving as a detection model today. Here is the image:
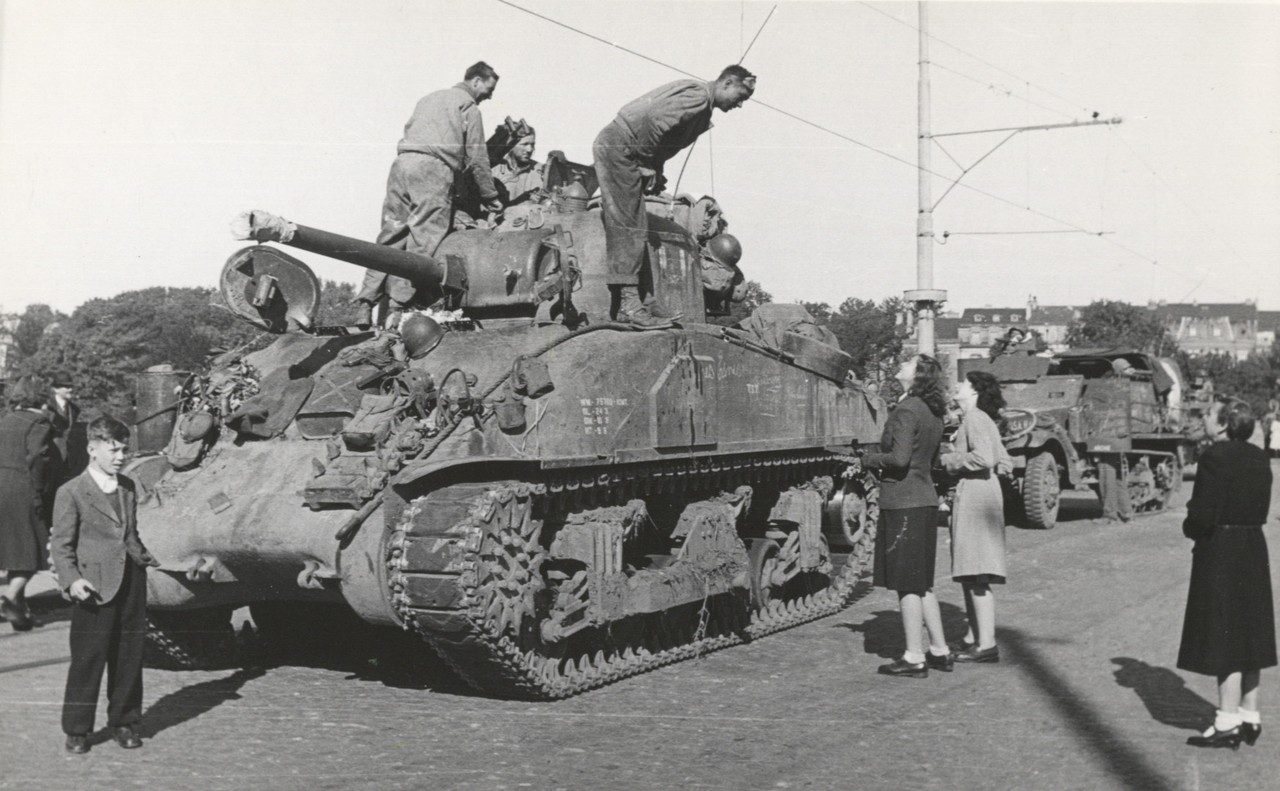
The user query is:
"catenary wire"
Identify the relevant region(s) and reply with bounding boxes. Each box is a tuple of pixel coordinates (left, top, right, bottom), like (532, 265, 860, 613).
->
(856, 1, 1096, 117)
(493, 0, 1232, 297)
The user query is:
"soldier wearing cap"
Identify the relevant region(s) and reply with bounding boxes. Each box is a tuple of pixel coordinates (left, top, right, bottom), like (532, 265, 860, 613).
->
(355, 61, 503, 326)
(593, 65, 756, 327)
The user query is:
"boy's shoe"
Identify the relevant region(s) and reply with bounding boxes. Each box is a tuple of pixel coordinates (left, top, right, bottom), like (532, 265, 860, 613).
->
(113, 726, 142, 749)
(65, 734, 89, 754)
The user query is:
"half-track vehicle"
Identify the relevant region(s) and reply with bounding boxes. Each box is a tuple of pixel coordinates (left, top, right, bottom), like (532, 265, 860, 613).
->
(135, 156, 887, 699)
(966, 349, 1194, 529)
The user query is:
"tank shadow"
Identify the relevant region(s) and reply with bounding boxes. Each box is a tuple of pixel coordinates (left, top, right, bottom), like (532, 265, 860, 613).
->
(136, 666, 268, 741)
(249, 624, 482, 697)
(834, 601, 969, 659)
(1111, 656, 1215, 731)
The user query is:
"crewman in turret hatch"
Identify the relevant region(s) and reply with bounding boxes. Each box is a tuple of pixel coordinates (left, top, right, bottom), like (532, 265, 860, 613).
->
(355, 61, 505, 327)
(593, 65, 756, 327)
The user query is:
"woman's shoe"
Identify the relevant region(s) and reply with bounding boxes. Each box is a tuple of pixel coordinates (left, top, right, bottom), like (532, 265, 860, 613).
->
(877, 657, 928, 678)
(954, 644, 1000, 663)
(1241, 722, 1261, 746)
(947, 638, 976, 654)
(0, 597, 33, 632)
(1187, 725, 1243, 750)
(925, 651, 954, 672)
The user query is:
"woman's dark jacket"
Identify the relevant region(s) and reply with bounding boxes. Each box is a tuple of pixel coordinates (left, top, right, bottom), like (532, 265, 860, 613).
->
(1183, 440, 1271, 540)
(862, 395, 944, 511)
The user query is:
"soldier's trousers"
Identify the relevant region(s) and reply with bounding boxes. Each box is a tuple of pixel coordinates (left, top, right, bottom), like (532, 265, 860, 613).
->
(1098, 457, 1132, 521)
(593, 122, 648, 287)
(61, 560, 147, 736)
(357, 153, 454, 307)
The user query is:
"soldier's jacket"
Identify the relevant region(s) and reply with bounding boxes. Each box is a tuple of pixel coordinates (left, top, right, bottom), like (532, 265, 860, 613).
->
(611, 79, 715, 176)
(396, 83, 498, 203)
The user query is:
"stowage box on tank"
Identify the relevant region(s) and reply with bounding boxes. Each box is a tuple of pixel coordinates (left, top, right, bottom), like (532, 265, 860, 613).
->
(137, 156, 887, 698)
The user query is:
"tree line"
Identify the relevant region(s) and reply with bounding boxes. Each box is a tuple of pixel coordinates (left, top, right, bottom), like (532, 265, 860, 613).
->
(5, 285, 1276, 420)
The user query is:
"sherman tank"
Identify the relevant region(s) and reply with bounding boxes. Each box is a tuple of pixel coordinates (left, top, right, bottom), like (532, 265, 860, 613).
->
(138, 154, 887, 699)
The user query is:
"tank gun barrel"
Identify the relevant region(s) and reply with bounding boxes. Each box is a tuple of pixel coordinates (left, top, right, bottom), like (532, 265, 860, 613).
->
(231, 210, 463, 302)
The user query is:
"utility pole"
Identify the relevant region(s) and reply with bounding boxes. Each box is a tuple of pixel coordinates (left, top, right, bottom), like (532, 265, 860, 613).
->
(904, 0, 1119, 358)
(906, 1, 946, 357)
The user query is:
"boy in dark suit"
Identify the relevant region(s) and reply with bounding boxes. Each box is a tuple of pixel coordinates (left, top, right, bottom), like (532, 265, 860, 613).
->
(50, 416, 159, 754)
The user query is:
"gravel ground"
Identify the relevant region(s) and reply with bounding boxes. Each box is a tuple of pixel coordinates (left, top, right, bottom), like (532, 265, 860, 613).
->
(3, 465, 1279, 790)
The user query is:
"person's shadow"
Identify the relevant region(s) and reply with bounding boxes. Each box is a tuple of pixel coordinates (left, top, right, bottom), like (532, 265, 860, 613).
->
(835, 602, 969, 658)
(1111, 657, 1215, 731)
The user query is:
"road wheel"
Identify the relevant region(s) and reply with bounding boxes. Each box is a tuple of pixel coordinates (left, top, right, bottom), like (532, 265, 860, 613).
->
(144, 607, 240, 670)
(1022, 453, 1061, 529)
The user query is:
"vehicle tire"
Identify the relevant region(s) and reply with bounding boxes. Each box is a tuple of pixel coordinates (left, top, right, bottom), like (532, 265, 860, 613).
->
(1022, 452, 1061, 530)
(144, 607, 241, 670)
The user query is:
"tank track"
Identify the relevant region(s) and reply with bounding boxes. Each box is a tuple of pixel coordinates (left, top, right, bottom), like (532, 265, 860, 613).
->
(143, 609, 241, 670)
(386, 452, 875, 699)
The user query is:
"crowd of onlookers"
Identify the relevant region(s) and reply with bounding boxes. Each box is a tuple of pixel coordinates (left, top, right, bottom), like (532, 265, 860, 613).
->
(0, 371, 81, 631)
(864, 354, 1275, 751)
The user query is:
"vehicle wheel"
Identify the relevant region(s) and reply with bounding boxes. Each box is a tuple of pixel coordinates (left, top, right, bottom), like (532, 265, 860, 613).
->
(144, 607, 240, 670)
(1022, 453, 1061, 529)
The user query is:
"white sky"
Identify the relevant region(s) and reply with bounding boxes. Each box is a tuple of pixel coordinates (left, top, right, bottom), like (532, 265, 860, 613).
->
(1, 0, 1277, 316)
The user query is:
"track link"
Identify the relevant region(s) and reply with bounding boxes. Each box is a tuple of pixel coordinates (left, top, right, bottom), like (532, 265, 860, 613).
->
(385, 452, 876, 699)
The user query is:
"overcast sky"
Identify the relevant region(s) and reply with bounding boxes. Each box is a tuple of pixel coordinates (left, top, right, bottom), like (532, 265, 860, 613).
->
(1, 0, 1277, 317)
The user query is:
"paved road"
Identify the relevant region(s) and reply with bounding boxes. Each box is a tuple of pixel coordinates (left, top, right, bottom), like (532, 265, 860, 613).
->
(3, 467, 1279, 791)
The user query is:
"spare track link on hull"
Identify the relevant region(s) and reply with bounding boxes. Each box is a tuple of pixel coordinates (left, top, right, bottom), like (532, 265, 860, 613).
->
(385, 452, 876, 699)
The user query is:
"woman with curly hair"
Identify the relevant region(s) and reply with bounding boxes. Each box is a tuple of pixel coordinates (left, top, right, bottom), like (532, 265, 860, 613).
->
(1179, 401, 1274, 749)
(942, 370, 1013, 663)
(0, 373, 55, 631)
(862, 355, 950, 678)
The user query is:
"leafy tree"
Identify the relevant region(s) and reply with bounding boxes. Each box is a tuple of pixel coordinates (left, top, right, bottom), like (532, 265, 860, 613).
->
(707, 279, 773, 327)
(817, 297, 908, 381)
(1066, 300, 1175, 354)
(14, 304, 62, 357)
(1179, 349, 1280, 418)
(315, 279, 364, 325)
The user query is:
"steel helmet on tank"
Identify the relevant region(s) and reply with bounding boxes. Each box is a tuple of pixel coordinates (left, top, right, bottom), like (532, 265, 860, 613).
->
(706, 233, 742, 267)
(401, 313, 445, 359)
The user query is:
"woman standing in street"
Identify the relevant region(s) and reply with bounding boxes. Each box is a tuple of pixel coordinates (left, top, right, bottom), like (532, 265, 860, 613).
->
(0, 374, 55, 631)
(941, 371, 1012, 664)
(863, 355, 950, 678)
(1179, 400, 1275, 749)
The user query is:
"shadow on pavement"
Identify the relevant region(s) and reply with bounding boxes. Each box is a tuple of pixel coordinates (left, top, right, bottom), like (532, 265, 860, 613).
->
(1001, 629, 1177, 791)
(138, 666, 268, 740)
(836, 602, 969, 659)
(1111, 656, 1214, 732)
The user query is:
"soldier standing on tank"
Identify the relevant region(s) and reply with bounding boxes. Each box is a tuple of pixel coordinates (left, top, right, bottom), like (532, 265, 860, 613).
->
(354, 62, 505, 327)
(593, 65, 756, 327)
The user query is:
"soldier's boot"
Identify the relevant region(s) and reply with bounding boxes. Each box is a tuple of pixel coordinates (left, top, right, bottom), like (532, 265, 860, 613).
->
(614, 286, 671, 328)
(353, 300, 374, 326)
(643, 296, 682, 322)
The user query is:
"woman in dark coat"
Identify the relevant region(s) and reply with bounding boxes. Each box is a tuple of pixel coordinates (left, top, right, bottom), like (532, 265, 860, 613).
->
(1178, 400, 1275, 749)
(0, 374, 55, 631)
(862, 355, 950, 678)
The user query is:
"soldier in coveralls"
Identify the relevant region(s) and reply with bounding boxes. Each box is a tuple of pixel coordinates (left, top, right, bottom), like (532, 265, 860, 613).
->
(355, 62, 504, 326)
(593, 65, 756, 326)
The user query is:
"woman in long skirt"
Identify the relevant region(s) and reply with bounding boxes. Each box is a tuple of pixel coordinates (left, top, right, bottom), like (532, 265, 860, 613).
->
(941, 371, 1012, 664)
(1178, 400, 1275, 749)
(0, 374, 55, 632)
(862, 355, 950, 678)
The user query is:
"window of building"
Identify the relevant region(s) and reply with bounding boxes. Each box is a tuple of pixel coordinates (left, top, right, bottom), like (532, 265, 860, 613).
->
(1212, 325, 1222, 337)
(992, 314, 1002, 323)
(969, 332, 982, 345)
(1188, 327, 1197, 337)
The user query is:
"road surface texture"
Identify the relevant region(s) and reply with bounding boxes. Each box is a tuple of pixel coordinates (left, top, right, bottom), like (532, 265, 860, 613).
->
(3, 464, 1278, 790)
